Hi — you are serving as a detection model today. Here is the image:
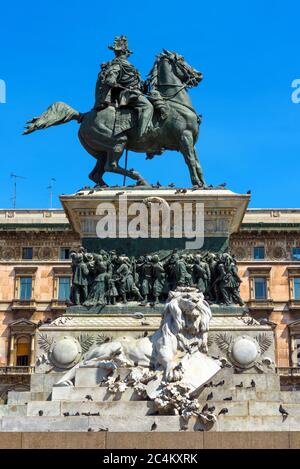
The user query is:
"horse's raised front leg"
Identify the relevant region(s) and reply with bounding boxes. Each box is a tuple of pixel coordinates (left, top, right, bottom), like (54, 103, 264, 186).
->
(105, 148, 150, 186)
(179, 130, 205, 187)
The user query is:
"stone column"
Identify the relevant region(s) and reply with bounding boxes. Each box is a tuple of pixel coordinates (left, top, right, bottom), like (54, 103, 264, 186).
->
(30, 335, 35, 367)
(9, 334, 15, 367)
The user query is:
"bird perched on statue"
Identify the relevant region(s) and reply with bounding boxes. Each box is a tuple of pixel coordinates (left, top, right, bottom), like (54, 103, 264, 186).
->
(206, 392, 213, 401)
(181, 188, 188, 194)
(223, 397, 232, 401)
(63, 412, 70, 417)
(236, 382, 243, 388)
(151, 422, 157, 431)
(214, 380, 225, 387)
(250, 380, 256, 388)
(38, 410, 43, 416)
(208, 406, 216, 413)
(99, 427, 108, 432)
(156, 181, 161, 187)
(201, 403, 209, 413)
(218, 408, 228, 416)
(175, 189, 181, 194)
(85, 394, 93, 401)
(279, 405, 289, 419)
(168, 182, 175, 188)
(219, 182, 227, 188)
(87, 428, 94, 432)
(247, 190, 251, 194)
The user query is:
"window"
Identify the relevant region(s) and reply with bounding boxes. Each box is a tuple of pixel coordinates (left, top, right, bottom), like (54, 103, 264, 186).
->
(20, 277, 32, 301)
(16, 337, 30, 366)
(253, 246, 265, 260)
(22, 247, 33, 260)
(60, 247, 70, 260)
(292, 248, 300, 261)
(254, 277, 267, 300)
(58, 277, 71, 301)
(294, 278, 300, 301)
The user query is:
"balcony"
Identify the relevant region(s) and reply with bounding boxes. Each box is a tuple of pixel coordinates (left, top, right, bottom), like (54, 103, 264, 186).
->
(247, 299, 274, 311)
(11, 299, 37, 311)
(277, 367, 300, 377)
(0, 366, 35, 375)
(288, 300, 300, 310)
(50, 299, 68, 312)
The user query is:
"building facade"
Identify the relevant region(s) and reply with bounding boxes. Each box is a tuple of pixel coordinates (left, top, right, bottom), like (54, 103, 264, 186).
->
(1, 207, 300, 400)
(0, 210, 80, 401)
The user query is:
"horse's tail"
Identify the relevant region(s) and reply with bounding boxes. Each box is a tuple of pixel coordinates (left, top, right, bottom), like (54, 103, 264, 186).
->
(23, 101, 82, 135)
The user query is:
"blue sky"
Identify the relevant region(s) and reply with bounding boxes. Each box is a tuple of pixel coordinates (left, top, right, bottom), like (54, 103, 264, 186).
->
(0, 0, 299, 209)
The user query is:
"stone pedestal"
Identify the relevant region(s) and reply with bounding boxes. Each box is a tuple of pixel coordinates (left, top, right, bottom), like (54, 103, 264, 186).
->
(60, 188, 250, 255)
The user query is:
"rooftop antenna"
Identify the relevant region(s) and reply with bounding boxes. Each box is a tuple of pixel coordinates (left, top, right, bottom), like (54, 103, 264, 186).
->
(47, 178, 56, 208)
(11, 173, 26, 209)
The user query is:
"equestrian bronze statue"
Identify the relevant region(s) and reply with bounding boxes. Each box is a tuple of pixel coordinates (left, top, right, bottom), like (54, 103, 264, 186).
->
(24, 36, 205, 188)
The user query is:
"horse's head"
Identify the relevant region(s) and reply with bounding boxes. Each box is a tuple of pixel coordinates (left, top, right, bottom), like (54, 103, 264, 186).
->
(161, 49, 203, 88)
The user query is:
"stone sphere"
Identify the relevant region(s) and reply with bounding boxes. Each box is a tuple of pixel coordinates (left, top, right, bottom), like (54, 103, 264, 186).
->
(51, 337, 80, 367)
(231, 337, 258, 367)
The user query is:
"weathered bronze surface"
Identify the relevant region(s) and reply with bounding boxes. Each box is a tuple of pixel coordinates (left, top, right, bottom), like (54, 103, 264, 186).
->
(69, 247, 244, 309)
(24, 36, 205, 188)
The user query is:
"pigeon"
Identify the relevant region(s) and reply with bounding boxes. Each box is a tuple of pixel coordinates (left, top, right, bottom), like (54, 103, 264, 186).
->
(279, 405, 289, 417)
(223, 397, 232, 401)
(168, 183, 175, 188)
(208, 406, 216, 413)
(236, 382, 243, 388)
(219, 182, 227, 188)
(201, 404, 209, 413)
(250, 380, 256, 388)
(87, 428, 94, 432)
(82, 412, 91, 417)
(218, 408, 229, 416)
(63, 412, 70, 417)
(151, 422, 157, 431)
(75, 412, 80, 416)
(215, 380, 225, 387)
(91, 412, 100, 417)
(85, 395, 93, 401)
(247, 190, 251, 194)
(181, 188, 188, 194)
(206, 392, 213, 401)
(38, 410, 43, 416)
(156, 181, 162, 187)
(98, 427, 108, 432)
(175, 189, 181, 194)
(116, 191, 125, 196)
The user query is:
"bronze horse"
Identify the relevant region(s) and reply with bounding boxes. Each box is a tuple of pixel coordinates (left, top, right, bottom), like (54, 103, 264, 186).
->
(24, 50, 205, 187)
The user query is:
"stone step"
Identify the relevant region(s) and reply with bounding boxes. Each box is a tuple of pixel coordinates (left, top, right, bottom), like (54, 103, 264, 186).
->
(3, 412, 300, 432)
(7, 391, 31, 405)
(248, 401, 300, 417)
(51, 386, 143, 402)
(230, 373, 280, 392)
(30, 373, 65, 393)
(280, 391, 300, 403)
(0, 415, 201, 432)
(0, 404, 27, 417)
(7, 391, 51, 405)
(216, 415, 300, 432)
(26, 400, 155, 417)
